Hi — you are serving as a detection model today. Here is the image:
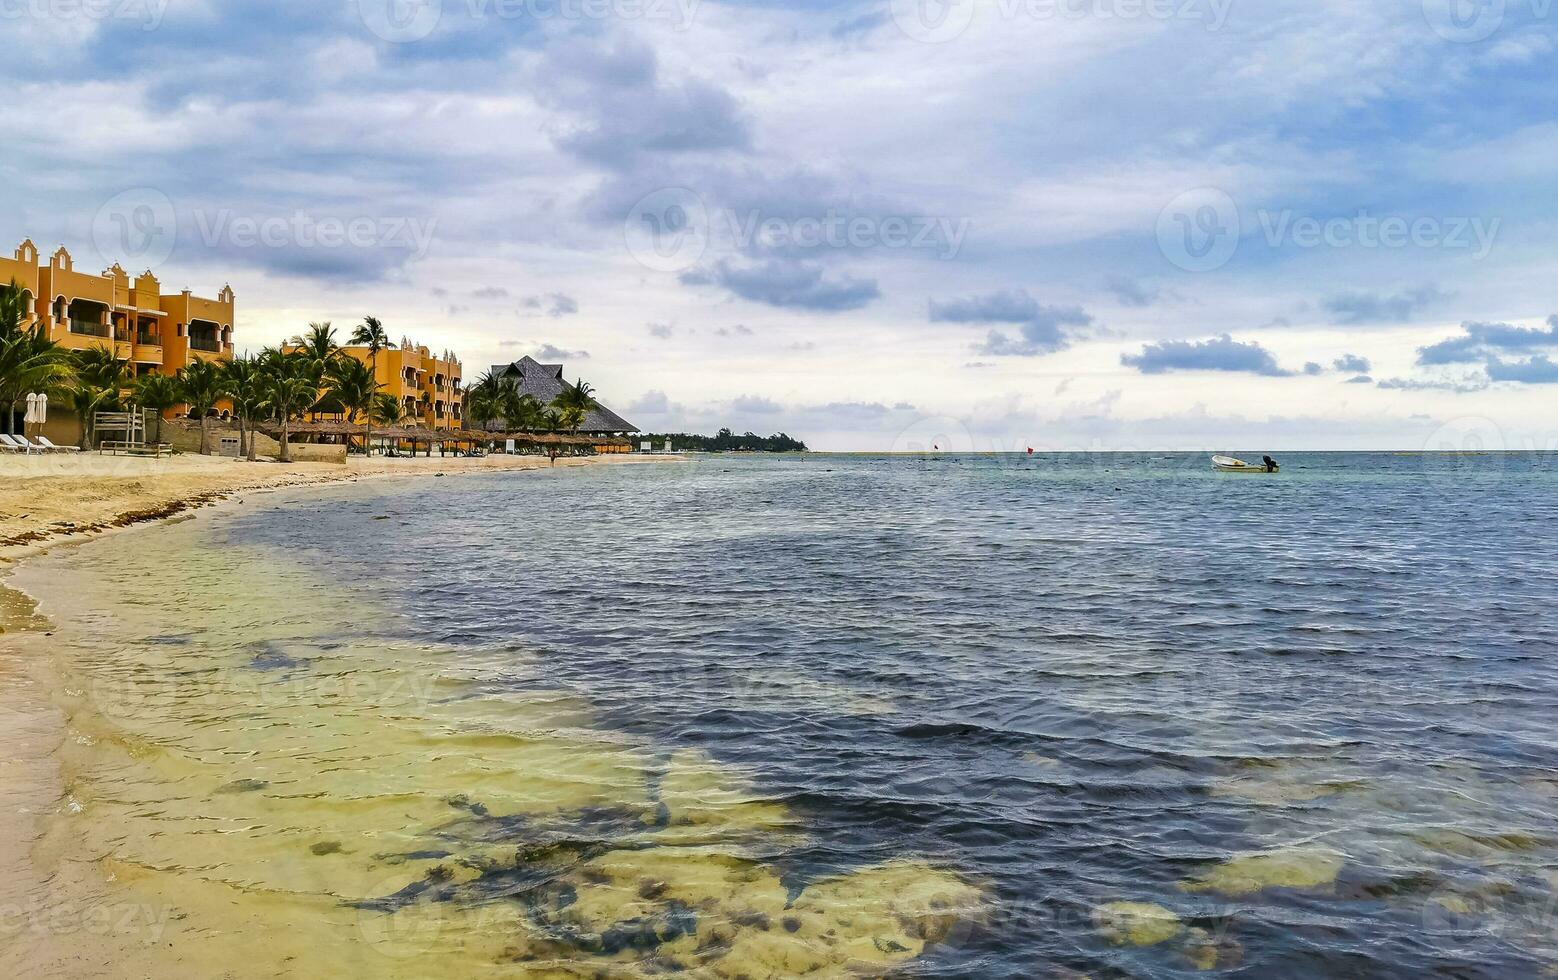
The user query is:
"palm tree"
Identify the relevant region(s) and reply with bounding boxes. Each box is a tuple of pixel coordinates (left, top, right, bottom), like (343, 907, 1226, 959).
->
(69, 345, 131, 450)
(552, 378, 599, 434)
(465, 371, 504, 431)
(0, 279, 73, 437)
(223, 357, 269, 460)
(349, 316, 393, 384)
(369, 391, 408, 428)
(325, 355, 378, 455)
(290, 321, 339, 364)
(176, 359, 228, 455)
(131, 373, 182, 446)
(262, 350, 320, 464)
(503, 391, 544, 434)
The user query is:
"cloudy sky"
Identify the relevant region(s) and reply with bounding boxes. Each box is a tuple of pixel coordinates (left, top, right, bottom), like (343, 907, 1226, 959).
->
(3, 0, 1556, 450)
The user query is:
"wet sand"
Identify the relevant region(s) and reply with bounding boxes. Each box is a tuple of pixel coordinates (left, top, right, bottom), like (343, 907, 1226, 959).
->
(0, 462, 981, 977)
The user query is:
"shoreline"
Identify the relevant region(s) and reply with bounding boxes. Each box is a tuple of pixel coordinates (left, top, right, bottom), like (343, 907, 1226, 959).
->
(0, 453, 681, 974)
(0, 452, 678, 566)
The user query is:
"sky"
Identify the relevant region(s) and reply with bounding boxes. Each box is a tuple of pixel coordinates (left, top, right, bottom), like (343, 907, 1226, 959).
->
(2, 0, 1556, 451)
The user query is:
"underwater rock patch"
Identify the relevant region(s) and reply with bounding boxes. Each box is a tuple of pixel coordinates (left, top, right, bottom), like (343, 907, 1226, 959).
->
(1179, 846, 1345, 897)
(1091, 902, 1183, 947)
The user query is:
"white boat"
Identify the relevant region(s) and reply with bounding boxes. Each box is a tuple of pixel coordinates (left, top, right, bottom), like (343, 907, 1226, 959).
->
(1212, 454, 1279, 473)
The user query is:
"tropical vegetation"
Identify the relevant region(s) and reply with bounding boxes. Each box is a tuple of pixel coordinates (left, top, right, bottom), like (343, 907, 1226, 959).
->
(637, 429, 809, 453)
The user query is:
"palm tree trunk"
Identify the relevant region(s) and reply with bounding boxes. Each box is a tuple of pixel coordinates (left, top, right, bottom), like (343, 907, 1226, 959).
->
(199, 415, 211, 455)
(280, 418, 292, 463)
(364, 420, 372, 458)
(247, 421, 259, 462)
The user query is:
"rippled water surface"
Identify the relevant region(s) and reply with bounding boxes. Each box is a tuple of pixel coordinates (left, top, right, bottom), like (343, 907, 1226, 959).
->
(17, 453, 1558, 977)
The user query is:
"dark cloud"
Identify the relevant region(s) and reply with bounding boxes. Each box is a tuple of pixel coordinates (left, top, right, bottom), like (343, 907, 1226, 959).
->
(1376, 376, 1489, 393)
(832, 10, 890, 38)
(1103, 275, 1160, 308)
(1345, 374, 1374, 384)
(1333, 354, 1372, 373)
(629, 390, 673, 414)
(1323, 286, 1447, 324)
(682, 260, 879, 311)
(520, 293, 579, 318)
(1417, 317, 1558, 365)
(647, 323, 675, 339)
(929, 290, 1040, 324)
(534, 343, 589, 361)
(1486, 354, 1558, 384)
(539, 36, 749, 169)
(732, 395, 783, 414)
(1122, 335, 1291, 377)
(931, 290, 1092, 356)
(1303, 362, 1324, 375)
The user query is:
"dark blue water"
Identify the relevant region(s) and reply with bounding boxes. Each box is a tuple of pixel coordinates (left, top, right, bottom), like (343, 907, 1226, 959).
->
(230, 454, 1558, 977)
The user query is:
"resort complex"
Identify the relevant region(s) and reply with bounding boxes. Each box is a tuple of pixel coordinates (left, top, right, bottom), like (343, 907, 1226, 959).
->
(1, 236, 641, 460)
(489, 356, 637, 436)
(0, 239, 235, 381)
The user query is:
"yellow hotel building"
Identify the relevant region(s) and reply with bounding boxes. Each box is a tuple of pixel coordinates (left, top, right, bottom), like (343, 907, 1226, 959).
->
(2, 239, 235, 378)
(324, 341, 464, 430)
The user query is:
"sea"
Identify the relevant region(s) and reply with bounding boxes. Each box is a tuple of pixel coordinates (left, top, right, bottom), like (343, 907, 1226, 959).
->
(8, 453, 1558, 978)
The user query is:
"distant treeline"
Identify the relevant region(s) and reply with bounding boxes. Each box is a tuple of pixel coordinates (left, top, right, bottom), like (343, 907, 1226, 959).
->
(639, 428, 808, 453)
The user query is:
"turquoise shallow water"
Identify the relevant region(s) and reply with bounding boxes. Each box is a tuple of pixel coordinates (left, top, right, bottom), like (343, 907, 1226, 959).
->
(224, 453, 1558, 977)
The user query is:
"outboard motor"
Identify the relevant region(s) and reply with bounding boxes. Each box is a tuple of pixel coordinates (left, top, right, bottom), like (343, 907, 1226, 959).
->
(1262, 455, 1278, 472)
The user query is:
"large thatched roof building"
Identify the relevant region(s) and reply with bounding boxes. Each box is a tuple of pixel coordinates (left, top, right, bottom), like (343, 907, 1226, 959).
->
(489, 356, 638, 435)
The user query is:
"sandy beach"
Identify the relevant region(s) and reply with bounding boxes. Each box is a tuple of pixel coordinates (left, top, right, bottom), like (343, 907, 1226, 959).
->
(0, 452, 669, 564)
(0, 452, 682, 976)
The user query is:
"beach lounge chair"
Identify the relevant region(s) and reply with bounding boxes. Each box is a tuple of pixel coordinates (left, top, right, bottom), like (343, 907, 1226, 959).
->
(0, 434, 40, 454)
(0, 435, 21, 453)
(13, 435, 59, 454)
(35, 436, 80, 453)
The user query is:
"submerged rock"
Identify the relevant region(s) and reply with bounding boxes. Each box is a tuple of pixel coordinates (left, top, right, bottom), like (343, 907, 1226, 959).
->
(215, 778, 269, 794)
(1179, 847, 1345, 896)
(1091, 902, 1183, 947)
(1177, 926, 1244, 971)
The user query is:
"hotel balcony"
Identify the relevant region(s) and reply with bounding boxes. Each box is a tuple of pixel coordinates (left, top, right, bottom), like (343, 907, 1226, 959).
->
(68, 318, 112, 339)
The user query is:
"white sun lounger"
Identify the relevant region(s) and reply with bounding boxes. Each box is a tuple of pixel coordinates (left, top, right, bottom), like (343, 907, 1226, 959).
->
(0, 434, 39, 454)
(34, 436, 80, 453)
